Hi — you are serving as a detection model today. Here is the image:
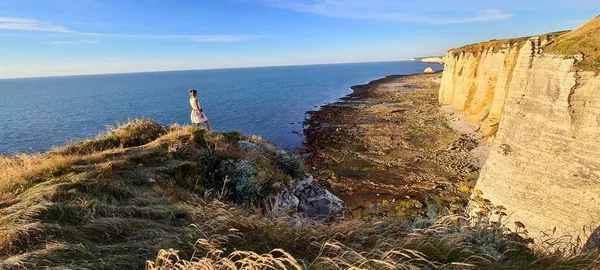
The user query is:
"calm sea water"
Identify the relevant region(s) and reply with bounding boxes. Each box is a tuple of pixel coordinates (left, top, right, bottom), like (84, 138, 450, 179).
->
(0, 61, 442, 154)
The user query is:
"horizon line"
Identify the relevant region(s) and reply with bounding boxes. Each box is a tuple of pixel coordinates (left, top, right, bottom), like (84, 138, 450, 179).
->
(0, 59, 441, 80)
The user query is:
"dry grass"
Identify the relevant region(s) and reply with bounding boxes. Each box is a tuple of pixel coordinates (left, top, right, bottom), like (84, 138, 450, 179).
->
(58, 118, 167, 155)
(0, 120, 598, 269)
(545, 15, 600, 72)
(146, 209, 600, 270)
(148, 240, 302, 270)
(0, 119, 165, 197)
(449, 14, 600, 72)
(450, 31, 568, 57)
(0, 153, 78, 196)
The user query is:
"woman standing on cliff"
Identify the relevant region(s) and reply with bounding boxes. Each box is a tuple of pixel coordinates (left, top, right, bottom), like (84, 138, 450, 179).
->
(189, 89, 212, 132)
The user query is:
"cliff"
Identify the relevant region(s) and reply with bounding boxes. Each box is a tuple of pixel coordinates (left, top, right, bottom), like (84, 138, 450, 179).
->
(440, 16, 600, 247)
(421, 56, 445, 64)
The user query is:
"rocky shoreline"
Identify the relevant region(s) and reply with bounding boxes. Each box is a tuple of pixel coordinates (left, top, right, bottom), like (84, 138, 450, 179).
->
(303, 72, 484, 218)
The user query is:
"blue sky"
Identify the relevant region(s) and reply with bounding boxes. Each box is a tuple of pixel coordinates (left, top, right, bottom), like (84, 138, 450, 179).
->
(0, 0, 598, 78)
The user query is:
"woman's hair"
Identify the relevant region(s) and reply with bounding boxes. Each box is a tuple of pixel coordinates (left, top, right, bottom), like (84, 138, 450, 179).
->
(189, 89, 197, 95)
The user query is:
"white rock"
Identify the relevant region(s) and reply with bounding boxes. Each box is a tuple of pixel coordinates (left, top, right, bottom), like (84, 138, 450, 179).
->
(293, 175, 345, 220)
(271, 188, 300, 217)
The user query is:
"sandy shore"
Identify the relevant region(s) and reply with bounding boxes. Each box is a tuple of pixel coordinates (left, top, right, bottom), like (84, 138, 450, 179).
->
(303, 73, 485, 218)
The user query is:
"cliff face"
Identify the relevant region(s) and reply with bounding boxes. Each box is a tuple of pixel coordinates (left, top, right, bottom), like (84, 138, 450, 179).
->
(421, 56, 445, 64)
(440, 17, 600, 245)
(439, 35, 560, 140)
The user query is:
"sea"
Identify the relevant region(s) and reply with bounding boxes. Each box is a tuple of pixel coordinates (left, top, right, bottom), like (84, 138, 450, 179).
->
(0, 61, 442, 154)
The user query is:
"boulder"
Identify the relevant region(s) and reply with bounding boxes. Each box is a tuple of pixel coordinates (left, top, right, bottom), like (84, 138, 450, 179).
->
(271, 187, 300, 217)
(293, 175, 344, 220)
(424, 67, 435, 74)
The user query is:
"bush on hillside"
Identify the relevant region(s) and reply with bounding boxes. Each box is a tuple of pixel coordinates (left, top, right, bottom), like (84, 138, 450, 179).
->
(276, 150, 305, 179)
(220, 159, 263, 206)
(188, 126, 208, 143)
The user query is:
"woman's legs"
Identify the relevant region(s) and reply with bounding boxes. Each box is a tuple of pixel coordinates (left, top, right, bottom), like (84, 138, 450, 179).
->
(205, 121, 212, 133)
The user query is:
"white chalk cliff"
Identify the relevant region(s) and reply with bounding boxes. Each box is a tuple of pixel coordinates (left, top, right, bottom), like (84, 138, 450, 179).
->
(439, 16, 600, 247)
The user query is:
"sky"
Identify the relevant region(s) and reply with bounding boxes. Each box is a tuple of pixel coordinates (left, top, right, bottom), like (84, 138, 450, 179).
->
(0, 0, 598, 78)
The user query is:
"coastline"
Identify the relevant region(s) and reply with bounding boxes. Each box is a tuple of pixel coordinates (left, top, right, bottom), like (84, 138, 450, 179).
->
(303, 72, 484, 218)
(0, 62, 433, 155)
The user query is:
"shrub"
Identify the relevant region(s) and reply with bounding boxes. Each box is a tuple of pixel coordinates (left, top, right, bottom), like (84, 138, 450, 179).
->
(220, 159, 262, 206)
(188, 127, 208, 143)
(276, 150, 304, 179)
(221, 131, 245, 143)
(198, 154, 225, 190)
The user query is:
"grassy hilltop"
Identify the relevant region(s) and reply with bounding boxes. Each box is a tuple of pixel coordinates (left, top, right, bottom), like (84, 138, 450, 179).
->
(0, 119, 598, 269)
(546, 15, 600, 71)
(448, 15, 600, 72)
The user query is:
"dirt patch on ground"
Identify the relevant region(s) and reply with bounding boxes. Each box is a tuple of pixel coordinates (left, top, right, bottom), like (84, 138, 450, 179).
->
(303, 73, 483, 218)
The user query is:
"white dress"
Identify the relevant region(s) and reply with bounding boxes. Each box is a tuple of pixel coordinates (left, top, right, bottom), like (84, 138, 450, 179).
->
(190, 98, 208, 123)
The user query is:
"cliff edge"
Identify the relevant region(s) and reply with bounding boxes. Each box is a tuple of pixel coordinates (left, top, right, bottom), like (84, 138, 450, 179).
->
(440, 15, 600, 248)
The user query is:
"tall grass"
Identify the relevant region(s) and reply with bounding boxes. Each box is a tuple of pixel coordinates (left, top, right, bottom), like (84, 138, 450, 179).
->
(0, 119, 165, 197)
(59, 118, 167, 155)
(148, 242, 302, 270)
(0, 153, 77, 195)
(146, 207, 600, 270)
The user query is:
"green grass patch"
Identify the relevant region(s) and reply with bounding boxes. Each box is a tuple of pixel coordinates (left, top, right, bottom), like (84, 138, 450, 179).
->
(546, 15, 600, 72)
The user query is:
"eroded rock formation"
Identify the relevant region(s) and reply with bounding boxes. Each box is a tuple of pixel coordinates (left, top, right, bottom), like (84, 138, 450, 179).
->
(440, 17, 600, 247)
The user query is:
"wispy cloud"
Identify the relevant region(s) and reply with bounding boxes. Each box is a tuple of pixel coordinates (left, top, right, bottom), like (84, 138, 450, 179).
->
(188, 35, 265, 42)
(78, 32, 265, 42)
(52, 40, 98, 45)
(0, 17, 263, 42)
(260, 0, 512, 24)
(0, 17, 73, 32)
